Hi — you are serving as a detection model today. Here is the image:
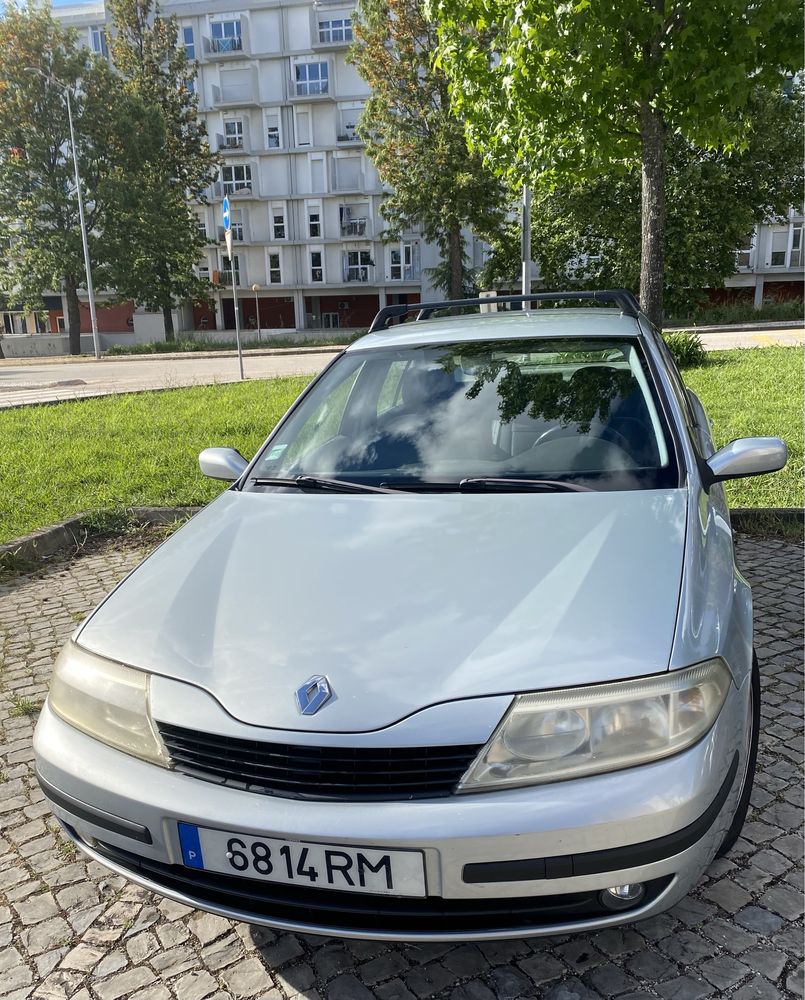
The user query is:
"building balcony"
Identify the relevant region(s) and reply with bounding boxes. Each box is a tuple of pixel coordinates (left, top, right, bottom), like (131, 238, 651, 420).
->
(288, 80, 334, 102)
(208, 179, 260, 200)
(215, 271, 243, 287)
(212, 83, 260, 108)
(217, 135, 250, 154)
(217, 225, 250, 244)
(203, 20, 250, 59)
(344, 267, 374, 283)
(341, 218, 369, 238)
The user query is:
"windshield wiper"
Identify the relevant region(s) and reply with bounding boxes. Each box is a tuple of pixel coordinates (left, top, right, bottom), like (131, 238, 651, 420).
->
(458, 478, 595, 493)
(251, 476, 402, 494)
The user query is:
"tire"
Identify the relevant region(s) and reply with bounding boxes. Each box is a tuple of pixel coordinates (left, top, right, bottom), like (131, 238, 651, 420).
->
(716, 652, 760, 857)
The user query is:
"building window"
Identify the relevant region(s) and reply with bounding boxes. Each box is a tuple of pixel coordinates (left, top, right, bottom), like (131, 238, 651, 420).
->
(735, 236, 753, 270)
(223, 120, 244, 149)
(295, 109, 311, 146)
(295, 62, 329, 96)
(318, 18, 353, 43)
(221, 164, 251, 194)
(272, 208, 286, 240)
(790, 223, 803, 268)
(266, 112, 281, 148)
(268, 252, 282, 284)
(770, 228, 789, 267)
(196, 216, 207, 239)
(182, 26, 195, 60)
(211, 19, 242, 53)
(230, 209, 244, 241)
(311, 250, 324, 283)
(221, 254, 241, 285)
(322, 312, 340, 329)
(390, 243, 413, 280)
(345, 249, 372, 282)
(308, 208, 321, 238)
(90, 26, 109, 57)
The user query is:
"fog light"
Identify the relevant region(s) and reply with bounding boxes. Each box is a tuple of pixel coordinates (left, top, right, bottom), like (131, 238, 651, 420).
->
(599, 883, 646, 910)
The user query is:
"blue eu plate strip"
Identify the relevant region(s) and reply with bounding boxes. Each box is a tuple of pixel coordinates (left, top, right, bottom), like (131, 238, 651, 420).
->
(178, 822, 205, 869)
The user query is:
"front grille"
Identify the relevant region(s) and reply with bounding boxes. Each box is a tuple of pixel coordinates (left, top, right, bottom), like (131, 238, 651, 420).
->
(158, 722, 483, 801)
(92, 838, 673, 935)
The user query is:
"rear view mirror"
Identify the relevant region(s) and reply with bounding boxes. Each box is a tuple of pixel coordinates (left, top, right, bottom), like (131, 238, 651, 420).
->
(705, 437, 787, 484)
(199, 447, 249, 482)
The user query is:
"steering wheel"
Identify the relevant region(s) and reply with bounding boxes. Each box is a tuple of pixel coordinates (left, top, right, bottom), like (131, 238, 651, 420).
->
(534, 423, 631, 453)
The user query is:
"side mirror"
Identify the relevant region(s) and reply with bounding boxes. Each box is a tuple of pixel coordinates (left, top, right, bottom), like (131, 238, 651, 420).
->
(199, 447, 249, 482)
(705, 437, 787, 484)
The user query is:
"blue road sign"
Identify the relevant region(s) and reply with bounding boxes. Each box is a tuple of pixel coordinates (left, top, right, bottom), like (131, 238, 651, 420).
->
(222, 196, 231, 232)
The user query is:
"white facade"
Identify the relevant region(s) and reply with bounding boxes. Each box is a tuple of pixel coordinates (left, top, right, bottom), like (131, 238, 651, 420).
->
(727, 211, 804, 307)
(54, 0, 454, 334)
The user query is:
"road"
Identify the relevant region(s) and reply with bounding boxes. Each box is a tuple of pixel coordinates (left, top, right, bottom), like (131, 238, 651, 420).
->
(0, 533, 801, 999)
(0, 325, 801, 409)
(0, 350, 338, 409)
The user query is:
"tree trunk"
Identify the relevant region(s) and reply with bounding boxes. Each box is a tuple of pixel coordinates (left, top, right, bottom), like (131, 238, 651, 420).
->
(162, 304, 175, 342)
(448, 225, 463, 300)
(64, 278, 82, 355)
(639, 100, 666, 329)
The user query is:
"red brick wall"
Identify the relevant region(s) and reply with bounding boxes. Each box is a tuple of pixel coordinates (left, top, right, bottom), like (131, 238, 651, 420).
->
(193, 302, 217, 331)
(79, 301, 134, 333)
(305, 294, 380, 329)
(243, 297, 296, 329)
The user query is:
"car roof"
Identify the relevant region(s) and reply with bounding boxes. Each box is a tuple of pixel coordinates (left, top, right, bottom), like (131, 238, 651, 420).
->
(348, 308, 644, 353)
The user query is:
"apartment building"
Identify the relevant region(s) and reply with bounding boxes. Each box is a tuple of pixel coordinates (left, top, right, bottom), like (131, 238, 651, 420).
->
(725, 210, 804, 307)
(50, 0, 452, 337)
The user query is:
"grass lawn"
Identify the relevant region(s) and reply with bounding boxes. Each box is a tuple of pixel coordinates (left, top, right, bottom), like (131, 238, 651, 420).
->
(0, 346, 800, 546)
(683, 347, 803, 509)
(0, 377, 309, 545)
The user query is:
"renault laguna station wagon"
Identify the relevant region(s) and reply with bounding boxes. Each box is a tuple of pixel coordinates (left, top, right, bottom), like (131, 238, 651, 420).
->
(34, 290, 788, 941)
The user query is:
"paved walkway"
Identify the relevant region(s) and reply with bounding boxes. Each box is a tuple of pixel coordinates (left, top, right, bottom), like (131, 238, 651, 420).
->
(0, 352, 338, 409)
(0, 325, 802, 409)
(0, 534, 802, 1000)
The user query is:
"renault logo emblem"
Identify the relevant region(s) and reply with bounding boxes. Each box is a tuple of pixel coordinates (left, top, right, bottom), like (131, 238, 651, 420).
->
(295, 675, 333, 716)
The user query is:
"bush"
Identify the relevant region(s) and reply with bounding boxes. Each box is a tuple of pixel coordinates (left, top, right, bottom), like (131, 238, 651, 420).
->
(104, 333, 360, 356)
(663, 332, 707, 368)
(667, 298, 803, 327)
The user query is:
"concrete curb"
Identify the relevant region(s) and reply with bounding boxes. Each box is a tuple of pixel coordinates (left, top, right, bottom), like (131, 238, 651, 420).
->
(1, 505, 801, 569)
(665, 320, 803, 334)
(0, 506, 201, 566)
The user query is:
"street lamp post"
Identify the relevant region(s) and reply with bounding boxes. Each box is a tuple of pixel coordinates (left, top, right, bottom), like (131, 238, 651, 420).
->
(251, 283, 261, 342)
(25, 68, 100, 359)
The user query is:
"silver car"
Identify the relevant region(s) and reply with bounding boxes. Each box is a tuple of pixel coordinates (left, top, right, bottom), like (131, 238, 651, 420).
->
(34, 290, 787, 941)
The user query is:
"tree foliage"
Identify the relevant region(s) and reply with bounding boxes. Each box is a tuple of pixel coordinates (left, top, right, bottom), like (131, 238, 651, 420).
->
(481, 86, 804, 313)
(106, 0, 216, 338)
(0, 5, 157, 353)
(429, 0, 803, 325)
(350, 0, 509, 298)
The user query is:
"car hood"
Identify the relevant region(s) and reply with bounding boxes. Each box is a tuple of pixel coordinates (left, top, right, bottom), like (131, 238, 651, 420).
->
(78, 488, 687, 733)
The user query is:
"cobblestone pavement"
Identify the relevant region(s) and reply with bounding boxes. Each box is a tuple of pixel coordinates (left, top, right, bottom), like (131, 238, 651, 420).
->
(0, 534, 802, 1000)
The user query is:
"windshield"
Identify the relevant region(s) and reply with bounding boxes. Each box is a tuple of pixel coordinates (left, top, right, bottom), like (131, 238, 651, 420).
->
(249, 338, 679, 491)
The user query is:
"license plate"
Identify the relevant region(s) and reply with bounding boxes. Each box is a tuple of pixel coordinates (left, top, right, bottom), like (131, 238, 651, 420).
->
(177, 823, 427, 897)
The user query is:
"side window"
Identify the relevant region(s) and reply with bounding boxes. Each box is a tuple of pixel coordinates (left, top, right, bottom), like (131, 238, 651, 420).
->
(377, 360, 409, 415)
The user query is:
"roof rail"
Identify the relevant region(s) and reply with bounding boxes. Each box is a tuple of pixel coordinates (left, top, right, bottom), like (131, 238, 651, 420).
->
(367, 289, 641, 333)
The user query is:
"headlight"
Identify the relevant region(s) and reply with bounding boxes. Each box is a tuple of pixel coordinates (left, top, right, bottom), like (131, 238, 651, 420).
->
(458, 659, 732, 792)
(49, 640, 169, 766)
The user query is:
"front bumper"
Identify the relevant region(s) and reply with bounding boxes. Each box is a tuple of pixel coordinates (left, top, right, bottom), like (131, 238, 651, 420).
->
(34, 677, 747, 941)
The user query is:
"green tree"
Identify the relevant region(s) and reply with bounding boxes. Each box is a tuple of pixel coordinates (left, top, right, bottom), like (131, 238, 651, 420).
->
(481, 86, 804, 314)
(429, 0, 802, 326)
(350, 0, 509, 298)
(0, 5, 157, 354)
(107, 0, 216, 339)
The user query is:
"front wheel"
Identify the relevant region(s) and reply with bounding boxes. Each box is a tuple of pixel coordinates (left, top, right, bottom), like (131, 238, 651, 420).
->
(716, 652, 760, 857)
